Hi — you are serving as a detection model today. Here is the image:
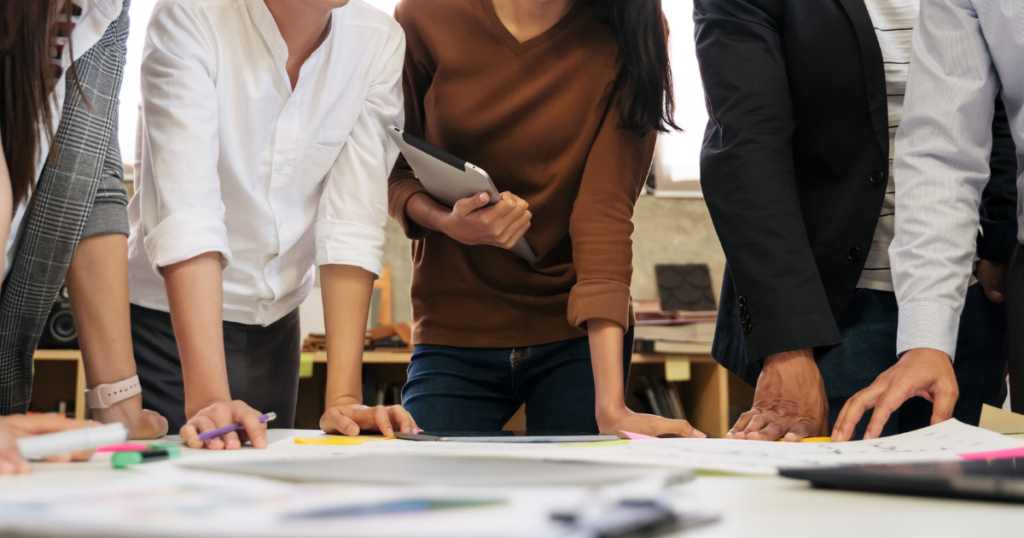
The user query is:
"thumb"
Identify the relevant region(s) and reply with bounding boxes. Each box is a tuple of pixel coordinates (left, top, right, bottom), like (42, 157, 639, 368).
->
(454, 192, 490, 216)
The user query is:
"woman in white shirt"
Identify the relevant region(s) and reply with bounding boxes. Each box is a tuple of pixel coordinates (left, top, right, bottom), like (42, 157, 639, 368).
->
(130, 0, 417, 449)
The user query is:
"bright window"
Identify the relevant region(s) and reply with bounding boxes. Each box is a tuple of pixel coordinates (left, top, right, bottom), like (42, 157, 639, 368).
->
(119, 0, 704, 193)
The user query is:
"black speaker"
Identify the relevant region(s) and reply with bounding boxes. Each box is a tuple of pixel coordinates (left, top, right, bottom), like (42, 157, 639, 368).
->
(37, 284, 78, 349)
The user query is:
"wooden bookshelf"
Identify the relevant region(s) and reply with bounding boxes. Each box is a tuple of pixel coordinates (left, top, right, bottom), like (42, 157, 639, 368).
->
(33, 348, 752, 438)
(32, 349, 87, 421)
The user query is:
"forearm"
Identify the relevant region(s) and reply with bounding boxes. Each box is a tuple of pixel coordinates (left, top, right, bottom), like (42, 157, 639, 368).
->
(163, 252, 230, 415)
(588, 319, 627, 423)
(891, 0, 998, 359)
(321, 264, 375, 407)
(65, 234, 136, 386)
(404, 192, 451, 233)
(0, 142, 11, 292)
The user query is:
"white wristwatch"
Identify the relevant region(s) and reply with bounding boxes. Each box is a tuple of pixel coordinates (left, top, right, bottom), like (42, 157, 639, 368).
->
(85, 375, 142, 409)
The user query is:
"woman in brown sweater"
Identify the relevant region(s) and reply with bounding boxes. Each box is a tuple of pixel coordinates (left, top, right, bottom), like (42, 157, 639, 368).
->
(389, 0, 701, 437)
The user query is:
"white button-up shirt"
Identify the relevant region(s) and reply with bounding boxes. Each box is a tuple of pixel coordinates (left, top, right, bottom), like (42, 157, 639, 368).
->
(891, 0, 1024, 358)
(128, 0, 404, 326)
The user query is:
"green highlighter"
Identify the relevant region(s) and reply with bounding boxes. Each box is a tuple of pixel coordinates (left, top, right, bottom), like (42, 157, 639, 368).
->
(112, 445, 182, 469)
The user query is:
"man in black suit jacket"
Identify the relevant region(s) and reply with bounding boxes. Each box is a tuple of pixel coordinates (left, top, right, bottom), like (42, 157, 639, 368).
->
(693, 0, 1017, 441)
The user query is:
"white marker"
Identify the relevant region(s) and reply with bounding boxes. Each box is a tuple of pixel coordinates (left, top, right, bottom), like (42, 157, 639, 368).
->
(16, 422, 129, 460)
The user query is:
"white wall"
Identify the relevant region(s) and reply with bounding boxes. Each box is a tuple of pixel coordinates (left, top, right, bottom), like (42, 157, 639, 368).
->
(118, 0, 156, 165)
(659, 0, 706, 184)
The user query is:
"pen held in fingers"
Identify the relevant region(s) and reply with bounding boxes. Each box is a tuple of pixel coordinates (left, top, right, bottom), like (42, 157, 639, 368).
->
(197, 412, 276, 443)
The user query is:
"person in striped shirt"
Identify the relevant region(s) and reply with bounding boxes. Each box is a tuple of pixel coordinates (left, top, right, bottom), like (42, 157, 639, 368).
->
(694, 0, 1015, 442)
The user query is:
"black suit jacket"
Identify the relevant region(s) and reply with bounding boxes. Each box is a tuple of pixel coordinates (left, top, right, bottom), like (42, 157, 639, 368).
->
(693, 0, 1018, 386)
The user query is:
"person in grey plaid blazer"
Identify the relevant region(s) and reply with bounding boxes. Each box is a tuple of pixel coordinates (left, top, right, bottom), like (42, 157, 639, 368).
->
(0, 0, 166, 452)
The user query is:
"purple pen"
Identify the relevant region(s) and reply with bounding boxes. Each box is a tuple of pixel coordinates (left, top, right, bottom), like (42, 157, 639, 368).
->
(197, 412, 276, 442)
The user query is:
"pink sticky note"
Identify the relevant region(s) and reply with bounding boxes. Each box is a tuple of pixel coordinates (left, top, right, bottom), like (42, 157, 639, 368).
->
(620, 430, 659, 440)
(97, 443, 149, 453)
(958, 446, 1024, 461)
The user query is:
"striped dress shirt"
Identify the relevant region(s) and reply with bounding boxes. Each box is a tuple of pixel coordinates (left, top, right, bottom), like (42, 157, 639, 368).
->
(891, 0, 1024, 359)
(857, 0, 917, 292)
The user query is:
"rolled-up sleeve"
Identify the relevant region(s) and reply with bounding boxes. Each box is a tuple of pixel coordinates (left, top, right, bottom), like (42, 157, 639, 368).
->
(566, 98, 656, 331)
(83, 93, 129, 238)
(139, 1, 230, 272)
(386, 2, 434, 240)
(315, 29, 405, 277)
(891, 0, 999, 360)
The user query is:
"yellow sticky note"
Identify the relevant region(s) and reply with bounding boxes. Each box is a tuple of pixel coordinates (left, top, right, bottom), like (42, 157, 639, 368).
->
(294, 436, 396, 446)
(299, 353, 315, 379)
(558, 440, 629, 448)
(664, 358, 691, 382)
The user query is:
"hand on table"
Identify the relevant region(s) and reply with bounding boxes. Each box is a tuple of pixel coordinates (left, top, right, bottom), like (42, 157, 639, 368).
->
(439, 191, 531, 250)
(180, 400, 267, 450)
(976, 259, 1007, 303)
(91, 395, 168, 440)
(0, 415, 99, 474)
(832, 348, 958, 442)
(320, 402, 419, 437)
(730, 349, 828, 441)
(597, 406, 705, 438)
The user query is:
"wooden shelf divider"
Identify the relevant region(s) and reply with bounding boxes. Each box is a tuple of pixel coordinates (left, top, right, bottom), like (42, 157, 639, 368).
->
(35, 346, 748, 438)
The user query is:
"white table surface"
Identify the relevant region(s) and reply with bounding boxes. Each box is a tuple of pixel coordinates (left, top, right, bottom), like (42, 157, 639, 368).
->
(3, 429, 1022, 537)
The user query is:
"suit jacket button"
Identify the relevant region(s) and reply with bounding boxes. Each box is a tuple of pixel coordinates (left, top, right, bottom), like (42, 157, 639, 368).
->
(742, 321, 752, 334)
(870, 170, 885, 185)
(848, 246, 862, 261)
(738, 296, 747, 306)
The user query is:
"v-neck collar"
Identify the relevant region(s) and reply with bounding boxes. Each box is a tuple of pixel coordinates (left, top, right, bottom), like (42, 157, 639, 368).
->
(246, 0, 336, 93)
(481, 0, 583, 57)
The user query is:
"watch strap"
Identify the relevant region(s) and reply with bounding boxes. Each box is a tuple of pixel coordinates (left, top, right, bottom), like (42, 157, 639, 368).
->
(85, 375, 142, 409)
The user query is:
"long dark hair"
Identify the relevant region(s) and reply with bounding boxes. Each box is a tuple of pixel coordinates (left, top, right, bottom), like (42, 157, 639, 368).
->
(0, 0, 75, 207)
(591, 0, 679, 136)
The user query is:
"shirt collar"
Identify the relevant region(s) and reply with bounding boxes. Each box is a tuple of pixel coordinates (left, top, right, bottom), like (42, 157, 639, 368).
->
(246, 0, 290, 66)
(246, 1, 337, 69)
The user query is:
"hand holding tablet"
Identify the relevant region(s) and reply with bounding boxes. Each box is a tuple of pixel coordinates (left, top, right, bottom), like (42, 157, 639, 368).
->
(388, 126, 537, 264)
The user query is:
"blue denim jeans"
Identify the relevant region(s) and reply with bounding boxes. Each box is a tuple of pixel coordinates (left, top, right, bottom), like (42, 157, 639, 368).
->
(402, 329, 634, 434)
(817, 284, 1006, 439)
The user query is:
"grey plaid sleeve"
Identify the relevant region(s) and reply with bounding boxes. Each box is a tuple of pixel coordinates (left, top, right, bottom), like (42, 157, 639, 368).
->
(82, 121, 129, 238)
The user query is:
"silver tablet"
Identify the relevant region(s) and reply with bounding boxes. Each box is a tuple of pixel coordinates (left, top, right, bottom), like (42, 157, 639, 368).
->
(388, 126, 536, 264)
(395, 431, 622, 443)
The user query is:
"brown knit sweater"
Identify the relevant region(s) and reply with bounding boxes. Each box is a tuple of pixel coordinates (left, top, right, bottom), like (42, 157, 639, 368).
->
(389, 0, 657, 348)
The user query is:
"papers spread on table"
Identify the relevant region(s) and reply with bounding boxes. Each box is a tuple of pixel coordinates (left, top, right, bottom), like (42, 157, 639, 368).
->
(0, 463, 707, 538)
(0, 420, 1017, 536)
(560, 419, 1024, 475)
(182, 453, 693, 487)
(261, 419, 1024, 476)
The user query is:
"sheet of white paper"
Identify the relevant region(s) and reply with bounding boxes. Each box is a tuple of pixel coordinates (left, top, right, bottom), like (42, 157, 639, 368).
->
(0, 466, 612, 538)
(551, 419, 1024, 475)
(256, 419, 1024, 476)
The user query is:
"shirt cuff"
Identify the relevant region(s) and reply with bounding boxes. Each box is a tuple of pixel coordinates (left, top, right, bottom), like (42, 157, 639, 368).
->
(896, 301, 960, 362)
(388, 176, 431, 240)
(143, 210, 232, 272)
(315, 219, 387, 278)
(567, 279, 632, 331)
